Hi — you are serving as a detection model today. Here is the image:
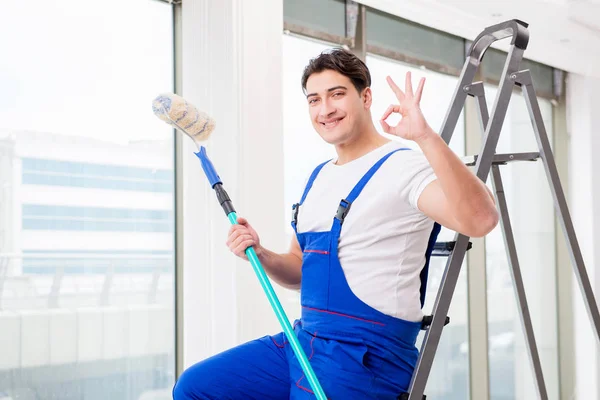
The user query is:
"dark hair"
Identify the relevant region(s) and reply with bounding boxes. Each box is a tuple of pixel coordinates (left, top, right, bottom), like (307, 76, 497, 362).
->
(301, 48, 371, 94)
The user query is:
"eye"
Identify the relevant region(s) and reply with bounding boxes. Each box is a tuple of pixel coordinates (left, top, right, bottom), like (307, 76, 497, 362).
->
(333, 92, 345, 98)
(308, 98, 319, 105)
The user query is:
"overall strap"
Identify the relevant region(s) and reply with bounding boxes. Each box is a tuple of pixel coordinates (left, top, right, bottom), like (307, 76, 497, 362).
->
(299, 160, 330, 205)
(291, 159, 331, 231)
(334, 148, 411, 225)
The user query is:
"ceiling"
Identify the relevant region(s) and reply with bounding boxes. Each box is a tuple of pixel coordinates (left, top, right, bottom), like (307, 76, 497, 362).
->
(356, 0, 600, 79)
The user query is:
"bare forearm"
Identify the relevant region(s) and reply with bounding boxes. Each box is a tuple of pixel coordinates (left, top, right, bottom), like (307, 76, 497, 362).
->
(416, 128, 497, 225)
(256, 247, 302, 290)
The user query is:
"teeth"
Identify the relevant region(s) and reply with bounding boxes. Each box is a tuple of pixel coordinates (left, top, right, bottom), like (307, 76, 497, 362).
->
(322, 118, 342, 127)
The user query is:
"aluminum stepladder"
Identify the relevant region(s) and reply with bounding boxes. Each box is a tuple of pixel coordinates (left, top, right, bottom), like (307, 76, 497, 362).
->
(404, 19, 600, 400)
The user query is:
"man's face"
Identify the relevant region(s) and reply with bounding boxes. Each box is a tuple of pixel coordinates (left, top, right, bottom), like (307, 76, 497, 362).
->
(305, 69, 369, 145)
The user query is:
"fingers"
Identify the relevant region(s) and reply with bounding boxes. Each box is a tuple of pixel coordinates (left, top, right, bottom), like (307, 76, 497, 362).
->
(380, 104, 400, 121)
(227, 226, 255, 258)
(227, 218, 258, 260)
(388, 72, 424, 103)
(405, 71, 413, 97)
(414, 77, 426, 104)
(226, 224, 250, 246)
(379, 120, 392, 134)
(227, 216, 251, 241)
(228, 230, 254, 248)
(380, 119, 391, 134)
(380, 104, 401, 134)
(231, 233, 255, 256)
(386, 76, 405, 101)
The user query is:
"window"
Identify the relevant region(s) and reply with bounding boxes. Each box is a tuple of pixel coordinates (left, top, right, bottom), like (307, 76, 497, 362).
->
(21, 205, 173, 232)
(284, 0, 346, 37)
(484, 87, 559, 400)
(22, 158, 173, 193)
(366, 8, 465, 72)
(480, 48, 555, 98)
(0, 1, 176, 399)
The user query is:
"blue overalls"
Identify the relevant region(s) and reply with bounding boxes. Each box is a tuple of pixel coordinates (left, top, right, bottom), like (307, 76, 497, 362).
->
(172, 148, 440, 400)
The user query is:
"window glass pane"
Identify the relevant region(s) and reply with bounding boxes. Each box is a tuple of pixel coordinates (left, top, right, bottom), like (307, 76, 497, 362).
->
(284, 0, 346, 38)
(480, 48, 554, 96)
(484, 86, 559, 400)
(0, 1, 175, 399)
(366, 8, 465, 71)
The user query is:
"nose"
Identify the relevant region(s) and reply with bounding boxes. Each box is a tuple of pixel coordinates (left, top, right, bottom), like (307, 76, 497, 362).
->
(318, 97, 336, 119)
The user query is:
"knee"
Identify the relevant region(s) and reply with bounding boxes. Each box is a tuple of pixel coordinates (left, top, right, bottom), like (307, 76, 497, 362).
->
(172, 365, 211, 400)
(171, 372, 191, 400)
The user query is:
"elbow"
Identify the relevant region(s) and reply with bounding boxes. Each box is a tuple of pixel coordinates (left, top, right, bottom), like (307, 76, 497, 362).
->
(465, 208, 499, 238)
(280, 282, 301, 291)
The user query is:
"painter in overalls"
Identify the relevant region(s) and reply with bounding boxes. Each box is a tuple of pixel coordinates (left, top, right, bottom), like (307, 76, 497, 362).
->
(172, 48, 498, 399)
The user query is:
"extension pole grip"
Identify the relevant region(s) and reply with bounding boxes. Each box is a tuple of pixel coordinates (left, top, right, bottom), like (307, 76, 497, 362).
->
(195, 147, 326, 400)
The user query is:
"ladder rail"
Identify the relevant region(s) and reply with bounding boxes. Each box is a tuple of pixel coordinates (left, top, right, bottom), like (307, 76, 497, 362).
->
(472, 80, 548, 399)
(439, 59, 476, 144)
(516, 70, 600, 338)
(406, 18, 600, 400)
(468, 19, 530, 63)
(408, 32, 527, 400)
(439, 18, 529, 145)
(408, 19, 530, 400)
(408, 233, 471, 399)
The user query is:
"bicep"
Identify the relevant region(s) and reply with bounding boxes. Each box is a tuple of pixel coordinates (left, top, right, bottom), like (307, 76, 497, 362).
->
(417, 179, 462, 233)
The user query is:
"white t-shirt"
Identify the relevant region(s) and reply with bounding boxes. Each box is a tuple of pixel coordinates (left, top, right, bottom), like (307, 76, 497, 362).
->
(296, 141, 437, 322)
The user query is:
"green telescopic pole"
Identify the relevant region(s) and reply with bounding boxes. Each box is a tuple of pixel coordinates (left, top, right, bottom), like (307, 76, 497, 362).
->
(197, 147, 326, 400)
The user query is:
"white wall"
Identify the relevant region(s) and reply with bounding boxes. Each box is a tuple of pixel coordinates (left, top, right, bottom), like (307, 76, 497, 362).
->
(567, 73, 600, 400)
(180, 0, 290, 369)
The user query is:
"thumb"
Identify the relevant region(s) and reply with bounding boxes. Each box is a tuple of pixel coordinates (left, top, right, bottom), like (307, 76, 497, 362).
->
(236, 216, 249, 226)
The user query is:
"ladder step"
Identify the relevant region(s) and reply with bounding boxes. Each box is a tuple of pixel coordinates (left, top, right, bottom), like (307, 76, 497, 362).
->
(432, 241, 472, 257)
(421, 315, 450, 330)
(398, 393, 426, 400)
(464, 152, 540, 166)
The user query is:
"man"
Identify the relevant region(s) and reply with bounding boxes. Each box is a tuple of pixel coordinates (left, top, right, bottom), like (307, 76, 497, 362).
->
(173, 49, 498, 399)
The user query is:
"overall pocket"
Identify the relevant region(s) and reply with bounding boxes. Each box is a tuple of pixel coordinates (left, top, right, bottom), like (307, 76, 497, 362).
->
(299, 233, 331, 308)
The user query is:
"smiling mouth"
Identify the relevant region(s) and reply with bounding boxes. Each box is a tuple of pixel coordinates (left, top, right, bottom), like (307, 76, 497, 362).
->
(320, 117, 344, 128)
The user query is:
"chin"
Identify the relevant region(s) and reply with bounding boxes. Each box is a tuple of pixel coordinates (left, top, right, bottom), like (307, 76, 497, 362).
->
(319, 130, 351, 145)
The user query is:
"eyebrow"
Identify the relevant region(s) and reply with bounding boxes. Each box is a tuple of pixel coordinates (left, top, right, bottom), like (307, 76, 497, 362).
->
(306, 85, 348, 98)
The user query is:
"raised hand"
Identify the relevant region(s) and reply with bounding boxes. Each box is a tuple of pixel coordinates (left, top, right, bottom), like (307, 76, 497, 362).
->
(380, 71, 433, 143)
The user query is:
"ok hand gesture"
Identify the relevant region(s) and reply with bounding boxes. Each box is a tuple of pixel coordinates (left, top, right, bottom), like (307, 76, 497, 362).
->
(380, 71, 433, 143)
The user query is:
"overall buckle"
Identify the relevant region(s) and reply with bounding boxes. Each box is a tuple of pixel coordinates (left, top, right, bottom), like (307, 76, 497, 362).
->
(335, 199, 352, 224)
(292, 203, 300, 225)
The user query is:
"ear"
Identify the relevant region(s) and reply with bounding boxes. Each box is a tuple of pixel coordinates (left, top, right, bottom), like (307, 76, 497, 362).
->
(362, 87, 373, 109)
